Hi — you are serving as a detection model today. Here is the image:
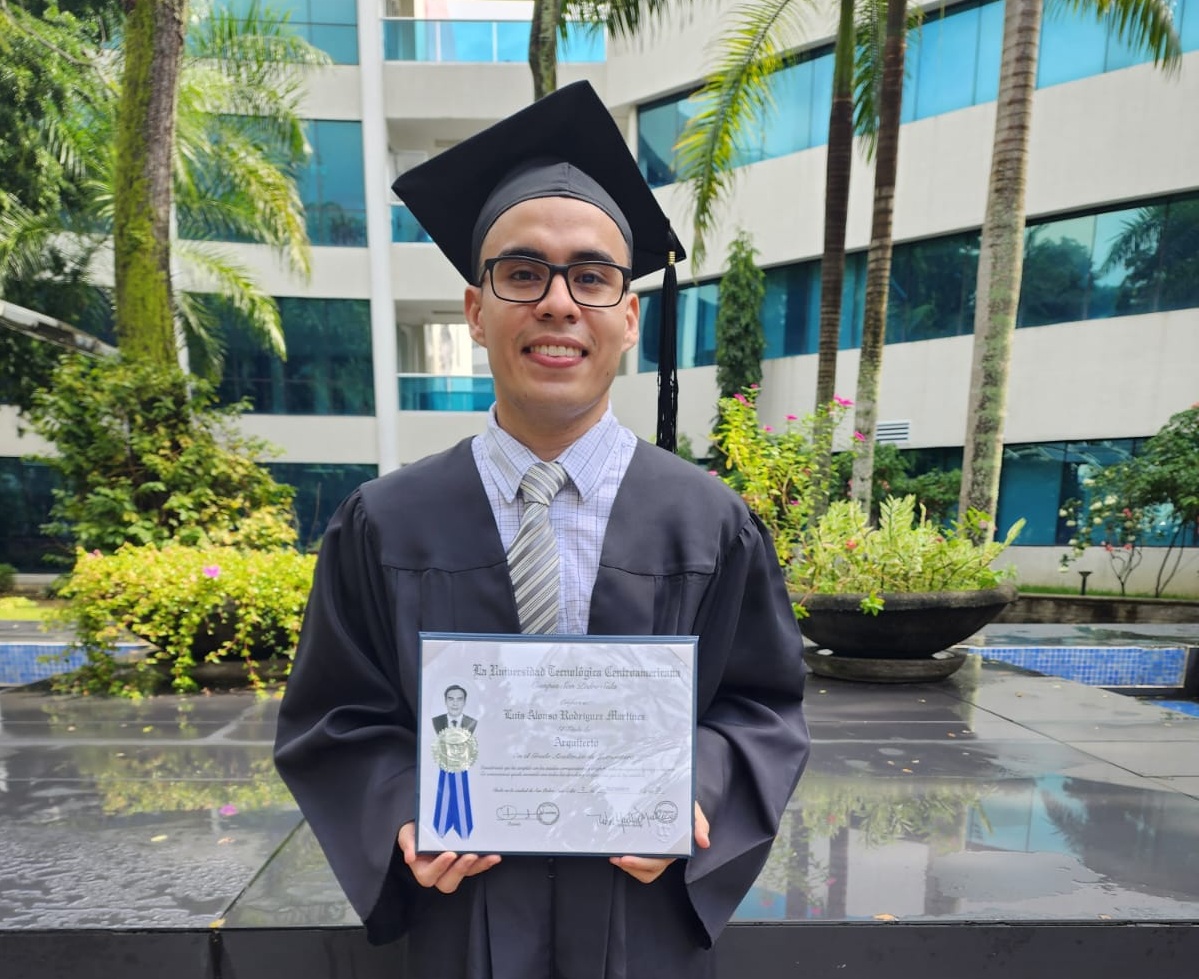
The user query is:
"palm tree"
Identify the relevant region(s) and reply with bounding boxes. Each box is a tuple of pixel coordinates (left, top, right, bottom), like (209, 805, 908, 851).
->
(958, 0, 1181, 527)
(0, 2, 327, 374)
(849, 0, 906, 514)
(528, 0, 691, 99)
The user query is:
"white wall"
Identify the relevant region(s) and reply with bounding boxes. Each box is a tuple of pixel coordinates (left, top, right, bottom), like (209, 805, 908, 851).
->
(1008, 545, 1199, 598)
(239, 415, 379, 464)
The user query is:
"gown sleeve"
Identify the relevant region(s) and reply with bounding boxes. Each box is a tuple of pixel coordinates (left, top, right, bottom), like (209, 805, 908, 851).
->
(684, 511, 811, 944)
(273, 489, 421, 944)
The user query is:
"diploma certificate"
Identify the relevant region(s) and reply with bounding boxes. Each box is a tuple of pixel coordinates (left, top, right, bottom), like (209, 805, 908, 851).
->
(416, 633, 696, 857)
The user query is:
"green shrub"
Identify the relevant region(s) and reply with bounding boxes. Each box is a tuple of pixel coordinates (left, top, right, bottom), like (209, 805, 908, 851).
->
(56, 544, 315, 696)
(0, 562, 15, 594)
(27, 356, 298, 555)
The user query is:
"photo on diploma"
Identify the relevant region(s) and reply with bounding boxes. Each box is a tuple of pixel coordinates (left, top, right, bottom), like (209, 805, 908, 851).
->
(416, 633, 697, 858)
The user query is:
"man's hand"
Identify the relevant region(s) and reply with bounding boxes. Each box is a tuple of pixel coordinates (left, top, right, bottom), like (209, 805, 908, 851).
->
(609, 802, 710, 884)
(398, 822, 502, 893)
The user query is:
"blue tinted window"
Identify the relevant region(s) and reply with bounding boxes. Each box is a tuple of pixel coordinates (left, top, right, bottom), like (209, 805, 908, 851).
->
(997, 443, 1069, 545)
(308, 24, 357, 63)
(974, 0, 1004, 103)
(392, 205, 432, 243)
(215, 0, 358, 63)
(559, 23, 605, 62)
(887, 231, 978, 343)
(638, 99, 686, 188)
(304, 120, 366, 246)
(220, 298, 374, 415)
(1156, 196, 1199, 311)
(0, 458, 60, 571)
(839, 253, 866, 349)
(911, 5, 982, 119)
(495, 21, 527, 60)
(763, 59, 814, 159)
(763, 262, 820, 357)
(1038, 6, 1108, 87)
(308, 0, 356, 25)
(1018, 215, 1097, 327)
(809, 53, 834, 146)
(1183, 0, 1199, 49)
(269, 462, 377, 547)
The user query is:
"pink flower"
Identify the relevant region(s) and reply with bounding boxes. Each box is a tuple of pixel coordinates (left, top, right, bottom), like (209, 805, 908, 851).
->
(845, 540, 858, 550)
(749, 383, 759, 390)
(1105, 543, 1114, 552)
(734, 392, 748, 404)
(853, 431, 866, 443)
(202, 565, 221, 579)
(1122, 508, 1133, 518)
(708, 470, 719, 476)
(785, 414, 798, 422)
(219, 804, 238, 817)
(834, 395, 854, 408)
(89, 549, 102, 558)
(763, 425, 773, 433)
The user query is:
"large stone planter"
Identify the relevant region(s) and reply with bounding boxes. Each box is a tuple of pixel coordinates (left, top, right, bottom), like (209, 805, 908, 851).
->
(799, 583, 1018, 683)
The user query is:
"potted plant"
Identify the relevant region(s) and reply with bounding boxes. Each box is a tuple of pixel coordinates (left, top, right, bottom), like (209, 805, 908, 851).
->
(712, 389, 1023, 682)
(791, 497, 1022, 681)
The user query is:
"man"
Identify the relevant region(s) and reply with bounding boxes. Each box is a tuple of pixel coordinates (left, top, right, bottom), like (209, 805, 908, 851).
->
(432, 684, 477, 734)
(274, 81, 809, 979)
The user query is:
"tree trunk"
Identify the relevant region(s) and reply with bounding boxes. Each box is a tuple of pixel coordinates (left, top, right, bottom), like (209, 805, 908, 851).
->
(851, 0, 907, 515)
(528, 0, 561, 99)
(959, 0, 1042, 529)
(814, 0, 857, 411)
(113, 0, 187, 366)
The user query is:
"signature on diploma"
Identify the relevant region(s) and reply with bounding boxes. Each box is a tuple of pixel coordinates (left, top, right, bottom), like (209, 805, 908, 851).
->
(587, 800, 679, 831)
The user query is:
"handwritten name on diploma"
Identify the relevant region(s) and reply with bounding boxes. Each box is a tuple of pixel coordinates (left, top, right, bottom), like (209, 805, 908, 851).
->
(472, 663, 682, 679)
(502, 708, 648, 722)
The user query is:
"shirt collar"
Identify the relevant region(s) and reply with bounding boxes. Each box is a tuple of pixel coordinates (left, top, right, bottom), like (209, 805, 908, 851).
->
(482, 405, 622, 504)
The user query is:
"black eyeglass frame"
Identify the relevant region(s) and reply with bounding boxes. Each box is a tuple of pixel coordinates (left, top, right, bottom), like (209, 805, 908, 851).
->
(480, 256, 633, 308)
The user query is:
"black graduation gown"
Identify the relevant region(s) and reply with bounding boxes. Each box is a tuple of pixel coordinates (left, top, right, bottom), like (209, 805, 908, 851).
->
(274, 438, 810, 979)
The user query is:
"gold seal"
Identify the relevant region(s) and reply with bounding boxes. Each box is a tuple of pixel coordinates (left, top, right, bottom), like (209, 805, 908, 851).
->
(433, 726, 478, 773)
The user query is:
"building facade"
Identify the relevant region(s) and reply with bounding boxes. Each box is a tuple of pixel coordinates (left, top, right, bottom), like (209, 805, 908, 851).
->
(1, 0, 1196, 593)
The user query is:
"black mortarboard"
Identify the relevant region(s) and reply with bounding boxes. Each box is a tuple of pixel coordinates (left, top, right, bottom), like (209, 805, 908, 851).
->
(391, 80, 684, 452)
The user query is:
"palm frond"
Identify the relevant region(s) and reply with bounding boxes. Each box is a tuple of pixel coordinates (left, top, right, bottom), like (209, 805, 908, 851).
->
(676, 0, 813, 268)
(563, 0, 699, 40)
(853, 0, 921, 161)
(174, 240, 286, 360)
(1060, 0, 1182, 74)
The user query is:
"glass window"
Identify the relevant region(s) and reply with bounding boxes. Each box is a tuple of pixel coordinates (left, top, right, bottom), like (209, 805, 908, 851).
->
(638, 99, 685, 188)
(1018, 215, 1096, 327)
(809, 52, 834, 146)
(1183, 0, 1199, 50)
(974, 0, 1004, 104)
(886, 231, 978, 343)
(1038, 6, 1109, 87)
(0, 458, 61, 571)
(997, 443, 1070, 546)
(392, 205, 432, 243)
(839, 252, 867, 349)
(219, 298, 375, 415)
(684, 283, 720, 368)
(559, 23, 605, 62)
(1156, 195, 1199, 311)
(304, 120, 366, 246)
(1101, 201, 1170, 316)
(763, 262, 821, 357)
(308, 24, 358, 63)
(308, 0, 356, 26)
(441, 21, 494, 61)
(762, 59, 814, 159)
(268, 462, 377, 548)
(910, 5, 983, 119)
(1088, 208, 1138, 319)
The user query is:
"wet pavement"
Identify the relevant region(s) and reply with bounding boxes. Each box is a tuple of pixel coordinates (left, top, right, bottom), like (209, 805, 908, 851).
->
(1, 656, 1197, 944)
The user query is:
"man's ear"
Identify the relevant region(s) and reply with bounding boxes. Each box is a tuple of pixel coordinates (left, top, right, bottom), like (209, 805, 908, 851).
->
(465, 285, 486, 346)
(622, 292, 640, 354)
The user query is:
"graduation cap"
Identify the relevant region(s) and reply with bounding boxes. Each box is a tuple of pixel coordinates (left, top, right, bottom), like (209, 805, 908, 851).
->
(391, 80, 685, 453)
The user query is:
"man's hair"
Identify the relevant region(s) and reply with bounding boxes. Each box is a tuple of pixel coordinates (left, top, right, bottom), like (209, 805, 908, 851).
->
(444, 684, 467, 701)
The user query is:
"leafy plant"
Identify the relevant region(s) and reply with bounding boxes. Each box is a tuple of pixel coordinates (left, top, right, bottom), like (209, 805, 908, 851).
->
(791, 496, 1023, 615)
(55, 544, 315, 696)
(27, 355, 297, 556)
(714, 231, 766, 398)
(711, 386, 850, 566)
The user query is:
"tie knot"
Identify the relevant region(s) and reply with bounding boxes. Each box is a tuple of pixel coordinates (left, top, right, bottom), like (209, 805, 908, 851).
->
(519, 461, 568, 507)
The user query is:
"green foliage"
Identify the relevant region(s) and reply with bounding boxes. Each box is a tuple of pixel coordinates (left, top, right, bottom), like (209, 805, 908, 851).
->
(832, 443, 961, 524)
(792, 495, 1023, 615)
(711, 386, 850, 565)
(27, 355, 297, 554)
(1059, 403, 1199, 596)
(55, 544, 315, 695)
(0, 561, 15, 593)
(714, 231, 766, 398)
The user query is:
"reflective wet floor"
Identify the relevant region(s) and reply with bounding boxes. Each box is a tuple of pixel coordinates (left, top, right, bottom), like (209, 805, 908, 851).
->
(2, 656, 1198, 934)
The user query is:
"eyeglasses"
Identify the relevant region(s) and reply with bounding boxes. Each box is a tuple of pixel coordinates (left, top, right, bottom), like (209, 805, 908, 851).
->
(481, 256, 632, 308)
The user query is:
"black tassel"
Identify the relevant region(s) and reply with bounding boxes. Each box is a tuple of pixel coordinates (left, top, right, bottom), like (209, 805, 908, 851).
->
(655, 248, 679, 453)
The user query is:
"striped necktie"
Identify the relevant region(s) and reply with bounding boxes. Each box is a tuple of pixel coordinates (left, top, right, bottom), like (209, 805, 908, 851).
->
(508, 461, 568, 634)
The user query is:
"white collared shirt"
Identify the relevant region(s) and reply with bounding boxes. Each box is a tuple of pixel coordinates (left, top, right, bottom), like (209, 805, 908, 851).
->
(472, 406, 637, 634)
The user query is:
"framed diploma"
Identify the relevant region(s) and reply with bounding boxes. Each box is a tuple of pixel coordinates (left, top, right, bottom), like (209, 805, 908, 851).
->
(416, 633, 697, 858)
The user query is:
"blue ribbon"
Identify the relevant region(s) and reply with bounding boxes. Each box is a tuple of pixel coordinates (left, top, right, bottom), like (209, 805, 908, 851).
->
(433, 770, 473, 839)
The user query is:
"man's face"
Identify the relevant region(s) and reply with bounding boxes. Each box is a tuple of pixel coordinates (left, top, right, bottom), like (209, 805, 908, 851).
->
(445, 689, 466, 718)
(465, 196, 639, 442)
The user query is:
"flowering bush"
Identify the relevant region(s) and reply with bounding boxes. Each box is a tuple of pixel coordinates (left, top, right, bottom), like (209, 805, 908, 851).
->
(55, 544, 315, 696)
(791, 496, 1023, 615)
(711, 386, 849, 565)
